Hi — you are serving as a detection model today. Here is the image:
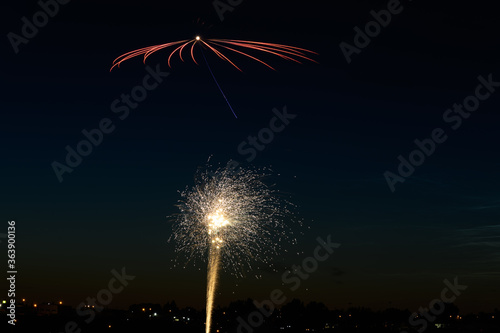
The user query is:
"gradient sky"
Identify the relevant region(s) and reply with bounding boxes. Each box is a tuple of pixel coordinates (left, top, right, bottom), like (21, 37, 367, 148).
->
(2, 0, 500, 314)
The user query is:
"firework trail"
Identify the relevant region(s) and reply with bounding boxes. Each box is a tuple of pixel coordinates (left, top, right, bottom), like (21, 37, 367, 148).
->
(170, 163, 299, 333)
(199, 45, 237, 119)
(205, 241, 221, 333)
(111, 36, 317, 118)
(111, 36, 317, 72)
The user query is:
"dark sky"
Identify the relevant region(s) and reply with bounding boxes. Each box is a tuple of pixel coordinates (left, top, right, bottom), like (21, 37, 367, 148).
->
(1, 0, 499, 314)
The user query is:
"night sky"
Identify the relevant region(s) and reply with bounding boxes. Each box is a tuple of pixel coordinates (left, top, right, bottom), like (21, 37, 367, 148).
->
(2, 0, 500, 314)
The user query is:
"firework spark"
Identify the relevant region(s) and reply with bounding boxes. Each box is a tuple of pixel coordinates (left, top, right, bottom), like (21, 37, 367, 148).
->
(111, 36, 317, 118)
(170, 163, 298, 333)
(110, 36, 318, 72)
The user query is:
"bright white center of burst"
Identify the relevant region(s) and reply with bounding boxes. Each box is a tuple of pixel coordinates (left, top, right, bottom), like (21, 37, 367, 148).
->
(196, 36, 201, 41)
(207, 210, 229, 248)
(207, 210, 229, 230)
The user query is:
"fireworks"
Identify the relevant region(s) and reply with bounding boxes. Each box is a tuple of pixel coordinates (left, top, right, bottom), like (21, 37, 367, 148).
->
(110, 36, 317, 118)
(110, 36, 318, 72)
(171, 163, 296, 275)
(170, 163, 298, 333)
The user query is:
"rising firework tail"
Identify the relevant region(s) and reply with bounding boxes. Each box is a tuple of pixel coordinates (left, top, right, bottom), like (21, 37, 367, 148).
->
(199, 45, 238, 118)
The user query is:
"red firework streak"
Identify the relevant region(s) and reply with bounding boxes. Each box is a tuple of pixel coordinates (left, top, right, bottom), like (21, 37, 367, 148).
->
(111, 36, 318, 118)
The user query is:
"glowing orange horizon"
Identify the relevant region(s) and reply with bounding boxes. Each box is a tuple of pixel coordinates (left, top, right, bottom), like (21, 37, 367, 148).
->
(110, 37, 318, 72)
